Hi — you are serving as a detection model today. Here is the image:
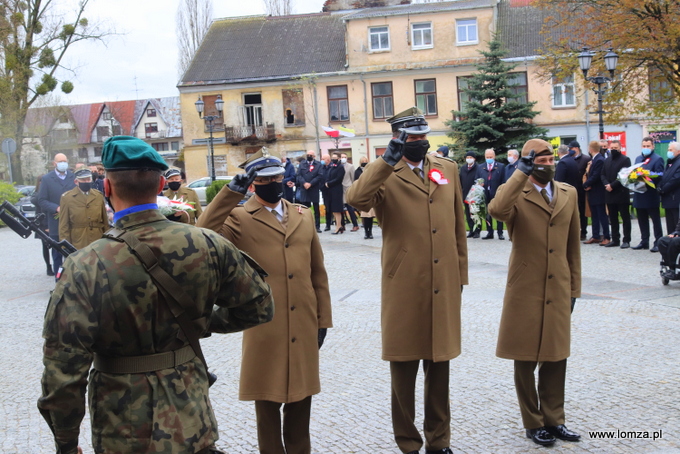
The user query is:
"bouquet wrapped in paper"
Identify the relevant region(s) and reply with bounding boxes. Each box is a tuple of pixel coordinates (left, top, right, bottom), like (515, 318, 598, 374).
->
(157, 195, 196, 220)
(464, 178, 487, 231)
(617, 163, 659, 194)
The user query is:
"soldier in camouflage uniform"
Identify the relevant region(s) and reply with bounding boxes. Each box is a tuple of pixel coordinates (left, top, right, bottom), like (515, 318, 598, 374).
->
(38, 136, 274, 454)
(163, 168, 203, 224)
(58, 168, 109, 250)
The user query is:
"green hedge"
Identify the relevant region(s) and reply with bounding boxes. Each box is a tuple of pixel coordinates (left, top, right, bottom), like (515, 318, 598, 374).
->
(0, 182, 22, 227)
(206, 179, 230, 204)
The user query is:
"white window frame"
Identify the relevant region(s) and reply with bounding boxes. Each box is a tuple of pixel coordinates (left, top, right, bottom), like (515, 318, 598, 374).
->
(369, 26, 390, 52)
(552, 74, 576, 108)
(411, 22, 433, 50)
(456, 19, 478, 45)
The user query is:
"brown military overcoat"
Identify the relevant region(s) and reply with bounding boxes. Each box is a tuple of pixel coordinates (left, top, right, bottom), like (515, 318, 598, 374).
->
(58, 187, 108, 250)
(347, 156, 468, 362)
(163, 185, 203, 224)
(198, 187, 332, 403)
(488, 170, 581, 362)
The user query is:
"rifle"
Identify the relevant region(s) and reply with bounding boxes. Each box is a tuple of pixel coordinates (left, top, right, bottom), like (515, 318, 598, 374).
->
(0, 200, 77, 258)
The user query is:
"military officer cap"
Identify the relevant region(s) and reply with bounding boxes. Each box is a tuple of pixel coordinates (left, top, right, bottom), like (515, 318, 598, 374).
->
(74, 168, 93, 180)
(165, 168, 182, 179)
(101, 136, 169, 172)
(238, 147, 285, 177)
(386, 106, 431, 135)
(522, 139, 553, 157)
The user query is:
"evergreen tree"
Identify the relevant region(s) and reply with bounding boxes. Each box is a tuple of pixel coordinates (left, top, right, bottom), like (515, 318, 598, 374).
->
(447, 37, 548, 159)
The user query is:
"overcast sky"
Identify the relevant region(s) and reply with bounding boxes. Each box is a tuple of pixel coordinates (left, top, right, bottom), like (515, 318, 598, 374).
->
(50, 0, 326, 106)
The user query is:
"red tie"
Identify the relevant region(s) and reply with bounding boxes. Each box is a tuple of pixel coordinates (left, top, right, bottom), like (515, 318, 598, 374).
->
(488, 165, 492, 180)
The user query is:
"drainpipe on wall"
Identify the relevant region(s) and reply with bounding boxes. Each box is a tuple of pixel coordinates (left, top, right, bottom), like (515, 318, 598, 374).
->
(360, 73, 370, 159)
(313, 82, 320, 152)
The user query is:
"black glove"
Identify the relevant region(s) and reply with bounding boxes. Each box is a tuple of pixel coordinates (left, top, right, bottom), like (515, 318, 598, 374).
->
(208, 371, 218, 387)
(228, 168, 257, 194)
(382, 130, 407, 166)
(318, 328, 327, 349)
(517, 150, 536, 176)
(571, 297, 576, 313)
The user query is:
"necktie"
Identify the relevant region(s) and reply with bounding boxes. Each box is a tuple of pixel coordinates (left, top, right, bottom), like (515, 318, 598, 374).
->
(271, 209, 282, 222)
(413, 167, 422, 181)
(540, 188, 551, 205)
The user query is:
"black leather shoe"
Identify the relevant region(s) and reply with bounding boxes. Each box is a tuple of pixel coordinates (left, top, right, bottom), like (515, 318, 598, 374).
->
(472, 231, 480, 238)
(650, 245, 659, 253)
(482, 233, 494, 240)
(426, 449, 453, 454)
(467, 231, 474, 238)
(580, 233, 587, 241)
(526, 427, 556, 446)
(632, 242, 649, 250)
(324, 226, 331, 231)
(546, 424, 581, 442)
(316, 228, 322, 233)
(46, 267, 55, 277)
(620, 242, 630, 249)
(498, 233, 505, 240)
(604, 241, 620, 247)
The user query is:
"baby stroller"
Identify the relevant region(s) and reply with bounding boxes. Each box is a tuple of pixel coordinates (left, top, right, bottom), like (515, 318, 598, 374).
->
(659, 237, 680, 285)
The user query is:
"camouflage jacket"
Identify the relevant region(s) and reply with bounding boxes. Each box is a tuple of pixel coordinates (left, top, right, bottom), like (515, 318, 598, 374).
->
(38, 209, 273, 454)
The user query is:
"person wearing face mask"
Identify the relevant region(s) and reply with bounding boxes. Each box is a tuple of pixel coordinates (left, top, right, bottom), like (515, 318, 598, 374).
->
(197, 147, 332, 454)
(475, 148, 506, 240)
(632, 137, 664, 251)
(582, 140, 610, 245)
(600, 140, 632, 248)
(162, 168, 202, 224)
(347, 107, 468, 454)
(460, 150, 481, 238)
(320, 154, 334, 231)
(57, 168, 108, 251)
(340, 152, 360, 231)
(37, 153, 76, 277)
(489, 139, 581, 448)
(296, 150, 323, 233)
(657, 141, 680, 235)
(504, 149, 520, 181)
(568, 141, 591, 240)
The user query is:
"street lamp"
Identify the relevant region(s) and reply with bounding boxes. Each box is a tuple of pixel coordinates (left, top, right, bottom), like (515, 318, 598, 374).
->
(195, 95, 224, 182)
(578, 47, 619, 140)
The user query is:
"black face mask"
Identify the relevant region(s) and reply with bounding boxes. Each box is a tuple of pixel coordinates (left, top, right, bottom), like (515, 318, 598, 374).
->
(168, 181, 182, 191)
(98, 173, 105, 180)
(403, 140, 430, 162)
(331, 159, 339, 164)
(611, 149, 621, 156)
(360, 162, 367, 167)
(78, 182, 92, 193)
(254, 181, 284, 204)
(307, 155, 314, 162)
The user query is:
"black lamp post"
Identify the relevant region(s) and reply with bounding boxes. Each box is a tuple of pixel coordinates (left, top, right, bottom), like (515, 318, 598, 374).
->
(195, 95, 224, 182)
(578, 47, 619, 140)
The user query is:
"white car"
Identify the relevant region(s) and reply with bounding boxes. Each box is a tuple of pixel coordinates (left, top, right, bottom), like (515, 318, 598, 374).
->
(186, 176, 232, 205)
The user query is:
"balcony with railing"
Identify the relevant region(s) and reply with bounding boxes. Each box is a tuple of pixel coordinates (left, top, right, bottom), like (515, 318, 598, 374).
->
(138, 130, 167, 140)
(225, 123, 276, 144)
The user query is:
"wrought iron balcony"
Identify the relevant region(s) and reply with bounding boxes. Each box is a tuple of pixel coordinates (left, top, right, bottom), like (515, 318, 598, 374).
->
(225, 123, 276, 144)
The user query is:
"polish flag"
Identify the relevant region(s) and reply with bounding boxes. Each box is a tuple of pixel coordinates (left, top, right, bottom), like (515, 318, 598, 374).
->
(321, 126, 340, 138)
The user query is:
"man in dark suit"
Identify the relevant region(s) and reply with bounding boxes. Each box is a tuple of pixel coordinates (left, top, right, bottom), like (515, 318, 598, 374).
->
(569, 141, 592, 240)
(633, 137, 665, 252)
(658, 141, 680, 235)
(296, 150, 323, 233)
(319, 154, 333, 231)
(555, 145, 580, 188)
(504, 149, 519, 182)
(37, 152, 76, 277)
(476, 148, 505, 239)
(460, 150, 480, 238)
(282, 156, 296, 203)
(583, 140, 610, 244)
(601, 140, 632, 248)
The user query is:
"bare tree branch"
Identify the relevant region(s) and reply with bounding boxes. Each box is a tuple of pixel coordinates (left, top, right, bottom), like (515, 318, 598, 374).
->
(176, 0, 213, 79)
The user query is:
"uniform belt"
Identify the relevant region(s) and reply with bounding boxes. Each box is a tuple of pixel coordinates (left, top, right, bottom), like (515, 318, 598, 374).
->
(93, 345, 196, 374)
(71, 222, 105, 228)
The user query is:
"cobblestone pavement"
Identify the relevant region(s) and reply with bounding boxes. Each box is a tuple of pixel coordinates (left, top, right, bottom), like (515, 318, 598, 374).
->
(1, 219, 679, 453)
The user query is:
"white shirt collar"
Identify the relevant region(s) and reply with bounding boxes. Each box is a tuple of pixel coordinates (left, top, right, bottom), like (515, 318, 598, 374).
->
(264, 201, 284, 219)
(406, 161, 424, 171)
(532, 181, 553, 200)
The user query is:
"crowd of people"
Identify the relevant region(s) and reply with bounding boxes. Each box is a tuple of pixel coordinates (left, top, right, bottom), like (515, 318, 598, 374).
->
(460, 137, 680, 276)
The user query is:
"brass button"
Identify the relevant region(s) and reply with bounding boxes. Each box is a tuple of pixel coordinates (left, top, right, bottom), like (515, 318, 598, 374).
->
(548, 274, 553, 279)
(434, 289, 439, 294)
(285, 243, 289, 248)
(429, 198, 433, 203)
(546, 300, 551, 305)
(288, 274, 293, 279)
(291, 337, 296, 343)
(432, 228, 437, 233)
(434, 259, 439, 264)
(549, 249, 554, 253)
(291, 306, 296, 311)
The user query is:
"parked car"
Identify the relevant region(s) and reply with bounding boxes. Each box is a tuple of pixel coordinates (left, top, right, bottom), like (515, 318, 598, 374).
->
(15, 185, 36, 197)
(14, 185, 37, 220)
(186, 176, 252, 206)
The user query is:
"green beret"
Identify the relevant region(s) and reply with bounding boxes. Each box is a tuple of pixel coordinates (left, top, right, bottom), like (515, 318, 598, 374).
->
(102, 136, 168, 171)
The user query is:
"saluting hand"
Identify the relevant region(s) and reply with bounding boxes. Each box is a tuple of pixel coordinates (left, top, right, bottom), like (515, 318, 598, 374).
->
(228, 167, 257, 194)
(382, 130, 408, 166)
(517, 150, 536, 176)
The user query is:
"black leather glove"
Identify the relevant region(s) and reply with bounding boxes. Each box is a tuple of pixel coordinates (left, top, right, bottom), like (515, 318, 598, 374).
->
(571, 297, 576, 313)
(228, 168, 257, 194)
(382, 131, 407, 166)
(517, 150, 536, 176)
(318, 328, 327, 349)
